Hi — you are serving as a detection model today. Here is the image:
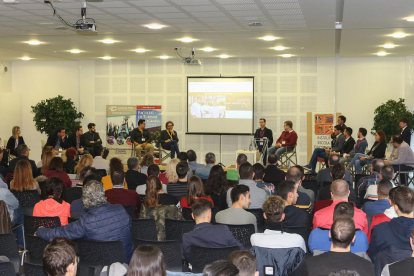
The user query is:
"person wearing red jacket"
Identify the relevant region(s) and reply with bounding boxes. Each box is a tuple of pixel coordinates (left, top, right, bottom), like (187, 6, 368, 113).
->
(268, 121, 298, 160)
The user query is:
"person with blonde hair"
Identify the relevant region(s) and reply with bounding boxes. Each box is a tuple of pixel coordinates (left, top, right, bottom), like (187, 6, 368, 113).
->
(6, 126, 25, 156)
(75, 154, 93, 177)
(139, 153, 154, 175)
(159, 158, 179, 184)
(10, 159, 40, 193)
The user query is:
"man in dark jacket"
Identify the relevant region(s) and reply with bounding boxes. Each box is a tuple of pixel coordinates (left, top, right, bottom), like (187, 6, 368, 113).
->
(36, 180, 134, 261)
(368, 186, 414, 262)
(263, 154, 286, 185)
(399, 118, 412, 145)
(67, 125, 86, 154)
(46, 127, 69, 149)
(125, 157, 147, 191)
(254, 118, 273, 165)
(82, 123, 103, 157)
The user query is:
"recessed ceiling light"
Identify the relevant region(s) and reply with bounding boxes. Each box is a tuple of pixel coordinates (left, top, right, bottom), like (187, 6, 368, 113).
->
(381, 43, 397, 49)
(159, 55, 170, 60)
(176, 37, 198, 43)
(375, 51, 389, 57)
(19, 56, 34, 61)
(24, 40, 45, 46)
(404, 16, 414, 22)
(200, 47, 216, 52)
(143, 23, 167, 30)
(279, 54, 295, 58)
(98, 39, 119, 44)
(388, 32, 409, 38)
(67, 49, 84, 54)
(218, 54, 230, 59)
(132, 48, 149, 53)
(258, 35, 279, 41)
(271, 46, 288, 51)
(99, 56, 114, 60)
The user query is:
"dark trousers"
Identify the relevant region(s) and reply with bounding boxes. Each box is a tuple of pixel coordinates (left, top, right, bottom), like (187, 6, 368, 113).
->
(309, 148, 327, 171)
(163, 141, 180, 159)
(12, 207, 24, 248)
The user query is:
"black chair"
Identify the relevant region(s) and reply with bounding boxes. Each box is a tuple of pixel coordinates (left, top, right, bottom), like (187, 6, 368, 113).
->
(246, 209, 265, 233)
(165, 219, 195, 242)
(25, 235, 50, 264)
(219, 224, 255, 248)
(62, 187, 82, 203)
(181, 208, 193, 221)
(11, 190, 40, 208)
(189, 246, 239, 273)
(134, 239, 182, 271)
(0, 234, 20, 273)
(24, 262, 46, 276)
(68, 217, 78, 223)
(24, 216, 61, 236)
(266, 221, 310, 243)
(0, 262, 15, 276)
(76, 239, 126, 276)
(131, 219, 157, 240)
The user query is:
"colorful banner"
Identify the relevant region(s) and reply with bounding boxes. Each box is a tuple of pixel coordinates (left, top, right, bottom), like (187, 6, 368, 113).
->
(136, 105, 162, 143)
(307, 112, 339, 160)
(106, 105, 136, 148)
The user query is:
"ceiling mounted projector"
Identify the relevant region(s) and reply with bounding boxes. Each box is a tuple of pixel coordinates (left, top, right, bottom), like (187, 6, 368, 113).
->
(175, 48, 202, 65)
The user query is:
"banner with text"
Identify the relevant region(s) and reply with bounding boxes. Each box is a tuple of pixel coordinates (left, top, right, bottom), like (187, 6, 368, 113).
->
(106, 105, 136, 149)
(136, 105, 162, 143)
(307, 112, 339, 160)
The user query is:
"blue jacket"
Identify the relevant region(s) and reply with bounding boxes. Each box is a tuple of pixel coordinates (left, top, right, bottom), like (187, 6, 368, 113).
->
(362, 199, 391, 217)
(368, 217, 414, 261)
(0, 184, 19, 221)
(253, 246, 305, 276)
(37, 203, 133, 261)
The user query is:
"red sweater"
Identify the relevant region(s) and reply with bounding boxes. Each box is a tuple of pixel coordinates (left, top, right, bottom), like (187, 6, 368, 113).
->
(43, 170, 72, 188)
(180, 196, 214, 209)
(276, 130, 298, 147)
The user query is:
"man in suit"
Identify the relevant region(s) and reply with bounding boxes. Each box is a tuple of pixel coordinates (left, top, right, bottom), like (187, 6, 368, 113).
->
(340, 127, 356, 156)
(400, 118, 412, 145)
(82, 123, 103, 157)
(182, 199, 241, 261)
(254, 118, 273, 165)
(67, 125, 85, 154)
(263, 154, 286, 184)
(130, 119, 154, 160)
(46, 127, 69, 149)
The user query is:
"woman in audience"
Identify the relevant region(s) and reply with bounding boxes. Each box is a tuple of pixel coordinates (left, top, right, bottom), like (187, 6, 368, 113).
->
(139, 175, 182, 240)
(101, 157, 127, 191)
(40, 147, 54, 175)
(33, 177, 70, 225)
(127, 245, 166, 276)
(64, 147, 77, 174)
(74, 154, 93, 177)
(159, 158, 179, 184)
(180, 176, 214, 209)
(6, 126, 25, 156)
(140, 153, 154, 175)
(10, 159, 40, 193)
(43, 157, 72, 188)
(347, 130, 387, 174)
(205, 165, 230, 211)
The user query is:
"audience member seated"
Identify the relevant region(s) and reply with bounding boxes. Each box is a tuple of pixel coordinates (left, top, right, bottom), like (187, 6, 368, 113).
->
(167, 161, 189, 201)
(286, 166, 314, 212)
(195, 152, 216, 180)
(92, 146, 109, 173)
(70, 171, 101, 219)
(381, 229, 414, 276)
(228, 250, 257, 276)
(105, 171, 141, 217)
(348, 130, 387, 174)
(187, 149, 204, 175)
(43, 238, 78, 276)
(177, 152, 188, 162)
(160, 120, 180, 159)
(216, 184, 257, 232)
(253, 163, 274, 195)
(74, 154, 93, 179)
(43, 157, 72, 188)
(313, 180, 368, 235)
(356, 159, 385, 204)
(317, 155, 352, 188)
(150, 176, 177, 206)
(10, 159, 40, 194)
(250, 196, 306, 252)
(0, 148, 7, 177)
(341, 127, 368, 164)
(140, 153, 154, 175)
(36, 180, 134, 261)
(127, 245, 166, 276)
(160, 159, 179, 185)
(6, 126, 25, 157)
(317, 164, 356, 203)
(125, 157, 147, 191)
(39, 146, 54, 175)
(101, 157, 127, 191)
(226, 162, 268, 209)
(180, 176, 214, 209)
(182, 199, 241, 261)
(138, 164, 168, 196)
(303, 125, 345, 172)
(64, 148, 77, 174)
(385, 135, 414, 184)
(362, 179, 393, 217)
(263, 154, 286, 185)
(276, 180, 310, 229)
(308, 202, 369, 255)
(82, 123, 103, 157)
(364, 165, 395, 200)
(368, 186, 414, 262)
(67, 125, 86, 154)
(205, 165, 231, 211)
(33, 177, 70, 225)
(267, 120, 298, 160)
(226, 153, 248, 182)
(340, 127, 356, 156)
(46, 127, 70, 149)
(0, 179, 22, 247)
(203, 260, 239, 276)
(139, 176, 182, 240)
(293, 218, 374, 276)
(8, 144, 39, 177)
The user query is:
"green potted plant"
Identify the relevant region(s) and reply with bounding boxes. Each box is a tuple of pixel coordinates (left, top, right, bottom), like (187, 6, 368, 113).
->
(31, 95, 84, 136)
(373, 98, 414, 140)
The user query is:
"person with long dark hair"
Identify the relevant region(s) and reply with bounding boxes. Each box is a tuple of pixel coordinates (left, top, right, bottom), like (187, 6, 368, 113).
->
(205, 165, 230, 210)
(127, 245, 166, 276)
(180, 176, 214, 209)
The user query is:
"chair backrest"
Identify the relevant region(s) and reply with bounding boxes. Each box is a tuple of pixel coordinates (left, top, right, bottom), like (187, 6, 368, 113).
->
(25, 235, 50, 264)
(0, 201, 11, 234)
(11, 190, 40, 208)
(0, 234, 19, 261)
(253, 246, 305, 276)
(0, 262, 15, 275)
(24, 215, 61, 236)
(165, 219, 195, 242)
(62, 187, 83, 203)
(134, 239, 182, 271)
(219, 224, 255, 248)
(246, 209, 265, 233)
(265, 221, 310, 243)
(95, 169, 107, 178)
(76, 239, 126, 266)
(131, 219, 157, 240)
(190, 246, 239, 273)
(181, 208, 193, 221)
(24, 262, 46, 276)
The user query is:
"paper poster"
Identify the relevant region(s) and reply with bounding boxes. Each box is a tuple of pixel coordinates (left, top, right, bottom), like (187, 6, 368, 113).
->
(106, 105, 136, 148)
(312, 113, 335, 148)
(136, 105, 162, 142)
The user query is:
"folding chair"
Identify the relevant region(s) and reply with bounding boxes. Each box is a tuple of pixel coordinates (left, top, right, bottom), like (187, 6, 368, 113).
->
(279, 146, 298, 169)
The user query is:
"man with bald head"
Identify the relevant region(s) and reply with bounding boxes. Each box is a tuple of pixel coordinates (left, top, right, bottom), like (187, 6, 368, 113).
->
(313, 179, 368, 235)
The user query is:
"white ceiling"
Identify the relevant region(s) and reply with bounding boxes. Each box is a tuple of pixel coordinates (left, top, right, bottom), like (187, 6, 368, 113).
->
(0, 0, 414, 60)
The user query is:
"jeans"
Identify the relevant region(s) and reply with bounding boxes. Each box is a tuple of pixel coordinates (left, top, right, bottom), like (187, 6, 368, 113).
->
(163, 140, 180, 159)
(348, 153, 369, 174)
(268, 146, 287, 160)
(309, 148, 327, 171)
(12, 207, 24, 248)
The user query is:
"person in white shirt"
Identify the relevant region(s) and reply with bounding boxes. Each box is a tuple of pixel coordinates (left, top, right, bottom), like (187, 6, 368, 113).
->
(92, 147, 109, 173)
(250, 196, 306, 252)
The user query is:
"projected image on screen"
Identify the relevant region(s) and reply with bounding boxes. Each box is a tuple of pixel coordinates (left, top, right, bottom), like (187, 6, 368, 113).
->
(187, 77, 254, 134)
